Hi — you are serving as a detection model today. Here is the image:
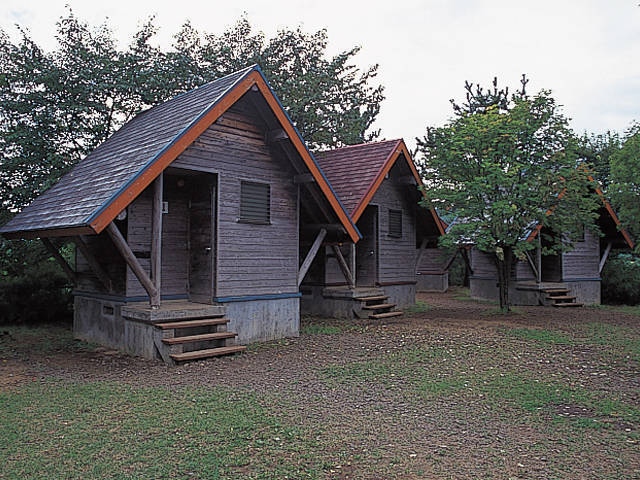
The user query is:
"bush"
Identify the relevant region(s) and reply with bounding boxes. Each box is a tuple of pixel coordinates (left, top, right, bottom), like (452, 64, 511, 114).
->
(0, 260, 73, 324)
(601, 252, 640, 305)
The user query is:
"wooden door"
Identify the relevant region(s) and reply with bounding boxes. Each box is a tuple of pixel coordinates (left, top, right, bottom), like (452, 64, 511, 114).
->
(189, 179, 215, 303)
(356, 205, 378, 286)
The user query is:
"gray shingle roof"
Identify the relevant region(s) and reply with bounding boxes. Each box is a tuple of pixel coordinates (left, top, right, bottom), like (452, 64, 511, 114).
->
(0, 66, 255, 237)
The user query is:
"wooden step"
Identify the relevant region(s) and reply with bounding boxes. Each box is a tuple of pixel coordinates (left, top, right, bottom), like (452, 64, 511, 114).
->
(546, 295, 576, 301)
(553, 302, 584, 308)
(369, 311, 403, 319)
(544, 288, 570, 294)
(355, 295, 388, 302)
(162, 332, 237, 345)
(362, 303, 396, 310)
(155, 318, 229, 330)
(170, 345, 247, 362)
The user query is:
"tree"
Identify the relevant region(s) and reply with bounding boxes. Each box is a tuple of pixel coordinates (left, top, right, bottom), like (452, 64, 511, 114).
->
(609, 122, 640, 245)
(1, 10, 384, 277)
(416, 77, 600, 310)
(577, 130, 622, 189)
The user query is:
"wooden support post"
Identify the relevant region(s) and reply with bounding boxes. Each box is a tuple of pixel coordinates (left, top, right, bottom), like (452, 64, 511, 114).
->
(151, 173, 163, 295)
(106, 222, 160, 308)
(536, 233, 542, 283)
(72, 236, 113, 292)
(41, 238, 77, 284)
(599, 241, 613, 274)
(297, 228, 327, 287)
(525, 251, 539, 282)
(415, 238, 428, 273)
(331, 245, 354, 288)
(350, 242, 357, 287)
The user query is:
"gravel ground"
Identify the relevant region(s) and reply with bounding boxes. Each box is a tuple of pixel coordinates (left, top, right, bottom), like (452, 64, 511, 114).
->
(2, 288, 639, 479)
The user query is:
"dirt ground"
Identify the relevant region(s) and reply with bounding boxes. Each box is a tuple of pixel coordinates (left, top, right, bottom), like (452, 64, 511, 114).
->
(1, 288, 639, 479)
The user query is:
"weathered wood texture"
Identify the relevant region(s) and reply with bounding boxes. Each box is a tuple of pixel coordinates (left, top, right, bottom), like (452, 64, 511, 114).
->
(416, 247, 451, 274)
(562, 229, 600, 279)
(356, 205, 377, 286)
(75, 230, 125, 294)
(172, 101, 299, 298)
(369, 161, 417, 284)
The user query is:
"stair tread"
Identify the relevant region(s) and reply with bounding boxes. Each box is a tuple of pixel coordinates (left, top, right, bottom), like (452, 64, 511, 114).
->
(362, 303, 396, 310)
(355, 295, 388, 302)
(170, 345, 247, 362)
(544, 288, 570, 293)
(162, 332, 237, 345)
(547, 295, 576, 301)
(553, 303, 584, 308)
(369, 311, 403, 319)
(155, 318, 229, 330)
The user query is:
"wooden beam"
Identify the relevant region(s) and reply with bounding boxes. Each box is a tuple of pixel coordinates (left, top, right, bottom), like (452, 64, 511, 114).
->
(105, 222, 160, 307)
(536, 234, 542, 283)
(297, 228, 327, 287)
(415, 238, 429, 272)
(599, 241, 613, 274)
(151, 173, 163, 295)
(266, 128, 289, 143)
(293, 173, 316, 184)
(72, 236, 113, 292)
(331, 245, 354, 288)
(41, 238, 77, 284)
(350, 242, 357, 287)
(524, 251, 539, 282)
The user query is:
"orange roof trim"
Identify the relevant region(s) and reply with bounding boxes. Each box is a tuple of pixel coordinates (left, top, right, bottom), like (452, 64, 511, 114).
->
(351, 139, 445, 236)
(88, 68, 360, 243)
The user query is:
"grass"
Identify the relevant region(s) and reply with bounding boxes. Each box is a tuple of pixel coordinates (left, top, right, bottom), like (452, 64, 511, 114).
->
(404, 301, 431, 314)
(1, 383, 326, 479)
(503, 327, 574, 345)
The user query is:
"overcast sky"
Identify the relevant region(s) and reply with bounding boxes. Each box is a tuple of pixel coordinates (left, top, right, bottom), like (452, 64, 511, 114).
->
(2, 0, 639, 149)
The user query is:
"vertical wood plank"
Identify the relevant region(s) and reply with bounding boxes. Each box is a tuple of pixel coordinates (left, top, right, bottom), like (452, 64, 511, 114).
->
(151, 173, 163, 294)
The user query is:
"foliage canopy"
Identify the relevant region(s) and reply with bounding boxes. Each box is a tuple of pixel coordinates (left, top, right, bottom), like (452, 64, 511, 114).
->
(416, 77, 600, 309)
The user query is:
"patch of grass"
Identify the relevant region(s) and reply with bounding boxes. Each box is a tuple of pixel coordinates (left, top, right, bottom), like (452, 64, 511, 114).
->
(322, 346, 453, 385)
(404, 301, 431, 314)
(578, 322, 640, 362)
(503, 328, 574, 345)
(0, 382, 327, 479)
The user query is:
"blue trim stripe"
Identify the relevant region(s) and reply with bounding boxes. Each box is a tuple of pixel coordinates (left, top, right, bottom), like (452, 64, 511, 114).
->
(214, 292, 302, 303)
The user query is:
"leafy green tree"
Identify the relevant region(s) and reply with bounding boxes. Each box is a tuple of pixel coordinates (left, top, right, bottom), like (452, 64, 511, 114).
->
(0, 10, 384, 278)
(610, 122, 640, 245)
(416, 78, 600, 310)
(577, 130, 621, 189)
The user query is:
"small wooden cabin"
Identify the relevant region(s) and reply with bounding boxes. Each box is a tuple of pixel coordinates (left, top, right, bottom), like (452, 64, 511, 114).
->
(0, 66, 359, 363)
(301, 139, 445, 318)
(468, 198, 634, 306)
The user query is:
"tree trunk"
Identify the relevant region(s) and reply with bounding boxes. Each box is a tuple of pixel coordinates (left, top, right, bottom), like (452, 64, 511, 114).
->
(494, 246, 513, 311)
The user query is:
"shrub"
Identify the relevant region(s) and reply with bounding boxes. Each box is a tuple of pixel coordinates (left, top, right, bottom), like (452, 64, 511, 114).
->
(0, 260, 73, 324)
(601, 252, 640, 305)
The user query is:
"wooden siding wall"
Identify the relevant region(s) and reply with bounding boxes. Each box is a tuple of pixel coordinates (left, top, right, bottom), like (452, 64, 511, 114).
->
(416, 248, 450, 274)
(125, 182, 189, 298)
(470, 248, 497, 278)
(172, 100, 299, 298)
(76, 230, 126, 294)
(562, 229, 600, 279)
(370, 161, 417, 284)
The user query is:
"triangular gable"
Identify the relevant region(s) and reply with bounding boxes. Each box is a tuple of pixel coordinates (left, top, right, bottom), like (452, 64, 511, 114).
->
(1, 65, 359, 242)
(526, 182, 634, 249)
(316, 139, 445, 235)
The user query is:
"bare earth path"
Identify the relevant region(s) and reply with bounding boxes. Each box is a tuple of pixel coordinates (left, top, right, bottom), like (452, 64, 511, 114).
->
(2, 288, 639, 479)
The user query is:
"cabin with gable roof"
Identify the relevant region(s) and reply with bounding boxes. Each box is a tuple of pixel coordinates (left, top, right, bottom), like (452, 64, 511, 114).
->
(468, 192, 634, 306)
(301, 139, 445, 318)
(0, 65, 360, 364)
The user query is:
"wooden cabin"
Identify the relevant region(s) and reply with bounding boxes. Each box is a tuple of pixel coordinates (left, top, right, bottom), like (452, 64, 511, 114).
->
(468, 197, 634, 306)
(0, 65, 360, 363)
(301, 139, 445, 318)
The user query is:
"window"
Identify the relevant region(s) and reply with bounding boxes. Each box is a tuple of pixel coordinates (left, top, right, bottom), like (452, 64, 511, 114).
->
(240, 181, 270, 224)
(388, 209, 402, 238)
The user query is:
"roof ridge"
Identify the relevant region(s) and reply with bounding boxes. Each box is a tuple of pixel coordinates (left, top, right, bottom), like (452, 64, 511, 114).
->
(318, 138, 402, 154)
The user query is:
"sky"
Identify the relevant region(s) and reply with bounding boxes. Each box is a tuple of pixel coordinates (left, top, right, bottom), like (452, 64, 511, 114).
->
(1, 0, 639, 150)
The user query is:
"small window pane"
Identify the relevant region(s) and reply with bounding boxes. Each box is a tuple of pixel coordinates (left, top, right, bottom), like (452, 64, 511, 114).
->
(389, 209, 402, 238)
(240, 181, 270, 224)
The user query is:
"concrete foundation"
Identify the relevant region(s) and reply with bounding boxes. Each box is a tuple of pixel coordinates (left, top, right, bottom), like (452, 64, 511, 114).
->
(224, 297, 300, 343)
(564, 279, 601, 305)
(416, 272, 449, 292)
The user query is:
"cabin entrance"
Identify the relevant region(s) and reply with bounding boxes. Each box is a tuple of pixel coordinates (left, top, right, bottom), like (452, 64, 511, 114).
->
(356, 205, 378, 287)
(188, 176, 216, 303)
(539, 228, 563, 282)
